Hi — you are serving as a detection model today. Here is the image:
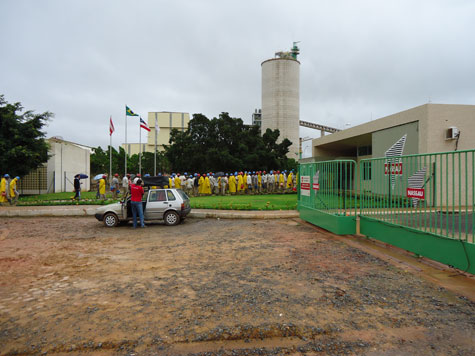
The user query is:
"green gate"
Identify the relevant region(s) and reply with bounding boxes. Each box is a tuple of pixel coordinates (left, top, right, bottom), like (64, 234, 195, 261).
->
(359, 150, 475, 274)
(298, 160, 357, 235)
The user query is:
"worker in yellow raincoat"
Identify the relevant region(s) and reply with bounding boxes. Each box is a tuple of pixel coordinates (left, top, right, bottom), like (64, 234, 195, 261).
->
(286, 171, 293, 192)
(279, 171, 285, 193)
(237, 172, 244, 194)
(99, 175, 106, 200)
(204, 174, 211, 195)
(228, 173, 237, 194)
(174, 173, 181, 189)
(9, 176, 19, 205)
(257, 171, 262, 194)
(198, 174, 205, 195)
(0, 174, 10, 205)
(243, 171, 248, 192)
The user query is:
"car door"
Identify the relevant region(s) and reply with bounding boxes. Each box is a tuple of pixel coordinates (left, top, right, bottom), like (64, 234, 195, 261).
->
(144, 189, 168, 220)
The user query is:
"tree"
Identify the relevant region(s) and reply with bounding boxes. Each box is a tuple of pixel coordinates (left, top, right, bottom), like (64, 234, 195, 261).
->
(165, 112, 294, 172)
(0, 95, 51, 177)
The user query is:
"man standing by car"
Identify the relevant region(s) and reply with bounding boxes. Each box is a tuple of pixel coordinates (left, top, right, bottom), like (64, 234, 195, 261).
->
(111, 174, 119, 199)
(130, 178, 145, 228)
(122, 174, 129, 196)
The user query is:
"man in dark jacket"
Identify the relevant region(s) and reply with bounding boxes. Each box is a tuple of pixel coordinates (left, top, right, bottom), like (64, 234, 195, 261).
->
(74, 174, 81, 200)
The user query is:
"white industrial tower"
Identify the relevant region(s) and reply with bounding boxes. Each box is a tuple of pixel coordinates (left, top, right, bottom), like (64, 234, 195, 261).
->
(261, 43, 300, 159)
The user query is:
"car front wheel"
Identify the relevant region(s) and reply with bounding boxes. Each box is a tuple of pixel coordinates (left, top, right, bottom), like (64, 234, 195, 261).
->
(164, 211, 180, 226)
(103, 212, 119, 227)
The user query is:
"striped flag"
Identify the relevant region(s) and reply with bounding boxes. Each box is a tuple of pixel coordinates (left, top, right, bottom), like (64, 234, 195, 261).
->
(140, 117, 151, 132)
(109, 116, 115, 136)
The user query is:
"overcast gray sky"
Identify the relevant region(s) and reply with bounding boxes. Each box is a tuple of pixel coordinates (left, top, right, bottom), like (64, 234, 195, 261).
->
(1, 0, 474, 154)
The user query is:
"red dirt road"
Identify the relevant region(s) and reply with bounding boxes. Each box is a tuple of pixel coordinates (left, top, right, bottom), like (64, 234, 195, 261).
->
(0, 217, 474, 355)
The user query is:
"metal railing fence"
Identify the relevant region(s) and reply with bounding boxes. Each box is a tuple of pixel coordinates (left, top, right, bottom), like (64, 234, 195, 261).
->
(359, 149, 475, 244)
(299, 160, 357, 216)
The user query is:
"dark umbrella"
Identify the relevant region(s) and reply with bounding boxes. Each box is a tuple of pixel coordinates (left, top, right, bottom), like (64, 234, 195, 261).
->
(78, 174, 88, 179)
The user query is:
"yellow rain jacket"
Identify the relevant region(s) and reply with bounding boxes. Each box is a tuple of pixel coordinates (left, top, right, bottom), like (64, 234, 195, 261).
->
(228, 175, 236, 193)
(257, 173, 262, 187)
(204, 176, 211, 195)
(243, 173, 248, 190)
(279, 173, 285, 186)
(237, 174, 243, 192)
(99, 178, 106, 195)
(174, 176, 181, 189)
(198, 176, 204, 194)
(9, 178, 18, 197)
(0, 178, 7, 203)
(286, 173, 293, 188)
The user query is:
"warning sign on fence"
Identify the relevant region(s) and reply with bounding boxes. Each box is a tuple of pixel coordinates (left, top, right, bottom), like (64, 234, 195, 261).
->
(385, 162, 403, 175)
(407, 188, 425, 199)
(301, 176, 310, 196)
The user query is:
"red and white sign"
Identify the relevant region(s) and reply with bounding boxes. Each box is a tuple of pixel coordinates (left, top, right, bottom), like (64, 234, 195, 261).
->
(407, 188, 425, 199)
(385, 162, 403, 175)
(301, 176, 310, 196)
(313, 183, 320, 190)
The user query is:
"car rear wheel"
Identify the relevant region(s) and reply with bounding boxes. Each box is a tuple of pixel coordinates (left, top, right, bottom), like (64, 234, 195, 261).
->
(164, 211, 180, 226)
(103, 212, 119, 227)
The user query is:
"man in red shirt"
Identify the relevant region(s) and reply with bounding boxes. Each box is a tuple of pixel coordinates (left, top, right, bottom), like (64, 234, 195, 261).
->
(130, 179, 145, 228)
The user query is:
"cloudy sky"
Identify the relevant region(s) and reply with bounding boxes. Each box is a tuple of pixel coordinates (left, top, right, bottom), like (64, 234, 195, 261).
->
(1, 0, 474, 156)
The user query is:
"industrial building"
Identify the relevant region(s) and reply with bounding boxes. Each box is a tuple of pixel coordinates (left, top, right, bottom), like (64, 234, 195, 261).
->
(309, 103, 475, 162)
(261, 43, 300, 159)
(18, 137, 91, 194)
(122, 111, 190, 155)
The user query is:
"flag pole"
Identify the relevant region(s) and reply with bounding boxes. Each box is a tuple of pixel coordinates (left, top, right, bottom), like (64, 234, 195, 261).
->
(109, 118, 112, 186)
(154, 112, 157, 176)
(124, 105, 127, 176)
(139, 117, 142, 175)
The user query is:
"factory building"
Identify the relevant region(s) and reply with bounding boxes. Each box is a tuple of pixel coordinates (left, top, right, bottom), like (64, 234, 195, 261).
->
(261, 43, 300, 159)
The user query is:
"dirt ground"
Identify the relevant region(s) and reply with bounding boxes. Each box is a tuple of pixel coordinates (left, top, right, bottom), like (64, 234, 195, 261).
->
(0, 217, 474, 356)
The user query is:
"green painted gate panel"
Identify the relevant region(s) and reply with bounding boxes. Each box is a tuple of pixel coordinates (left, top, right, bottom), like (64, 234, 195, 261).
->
(299, 205, 356, 235)
(360, 216, 475, 274)
(359, 149, 475, 273)
(298, 160, 357, 235)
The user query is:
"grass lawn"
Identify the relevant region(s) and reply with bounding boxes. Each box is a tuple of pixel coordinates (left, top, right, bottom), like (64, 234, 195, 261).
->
(16, 191, 298, 210)
(17, 191, 118, 206)
(189, 194, 297, 210)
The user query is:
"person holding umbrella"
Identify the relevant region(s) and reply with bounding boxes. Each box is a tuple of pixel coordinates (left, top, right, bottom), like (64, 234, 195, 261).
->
(99, 175, 107, 200)
(74, 174, 81, 200)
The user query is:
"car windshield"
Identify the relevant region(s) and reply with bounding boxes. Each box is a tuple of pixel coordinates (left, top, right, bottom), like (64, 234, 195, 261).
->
(176, 189, 189, 200)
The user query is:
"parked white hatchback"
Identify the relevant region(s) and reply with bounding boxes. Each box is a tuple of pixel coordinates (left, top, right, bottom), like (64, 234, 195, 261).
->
(95, 188, 191, 227)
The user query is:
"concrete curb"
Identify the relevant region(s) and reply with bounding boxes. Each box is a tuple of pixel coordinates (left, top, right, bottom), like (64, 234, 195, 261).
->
(0, 206, 299, 219)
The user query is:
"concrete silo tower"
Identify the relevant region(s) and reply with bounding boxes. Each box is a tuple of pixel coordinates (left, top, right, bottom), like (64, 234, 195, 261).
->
(261, 42, 300, 159)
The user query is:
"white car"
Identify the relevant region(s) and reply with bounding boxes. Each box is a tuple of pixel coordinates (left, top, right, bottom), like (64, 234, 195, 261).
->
(95, 188, 191, 227)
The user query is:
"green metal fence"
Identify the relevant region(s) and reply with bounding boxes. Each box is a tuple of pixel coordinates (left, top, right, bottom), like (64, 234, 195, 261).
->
(359, 149, 475, 273)
(298, 160, 356, 235)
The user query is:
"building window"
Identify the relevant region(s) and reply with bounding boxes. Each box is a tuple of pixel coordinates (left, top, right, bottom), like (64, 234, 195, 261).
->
(358, 145, 372, 156)
(362, 161, 372, 180)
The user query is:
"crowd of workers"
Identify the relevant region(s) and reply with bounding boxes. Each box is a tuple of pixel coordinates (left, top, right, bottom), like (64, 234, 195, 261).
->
(87, 170, 298, 200)
(0, 174, 20, 206)
(164, 170, 298, 197)
(2, 169, 297, 205)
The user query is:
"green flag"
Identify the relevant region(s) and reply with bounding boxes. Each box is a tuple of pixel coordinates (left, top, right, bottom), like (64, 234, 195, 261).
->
(126, 105, 139, 116)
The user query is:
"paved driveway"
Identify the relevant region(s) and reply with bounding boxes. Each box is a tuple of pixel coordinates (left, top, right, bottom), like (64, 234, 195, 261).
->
(0, 217, 474, 355)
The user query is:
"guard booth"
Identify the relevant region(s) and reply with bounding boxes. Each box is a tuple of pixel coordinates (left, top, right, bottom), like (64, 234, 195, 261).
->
(298, 160, 357, 235)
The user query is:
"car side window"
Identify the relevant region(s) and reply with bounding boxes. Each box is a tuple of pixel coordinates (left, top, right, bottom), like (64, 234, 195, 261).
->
(149, 190, 167, 202)
(167, 190, 176, 201)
